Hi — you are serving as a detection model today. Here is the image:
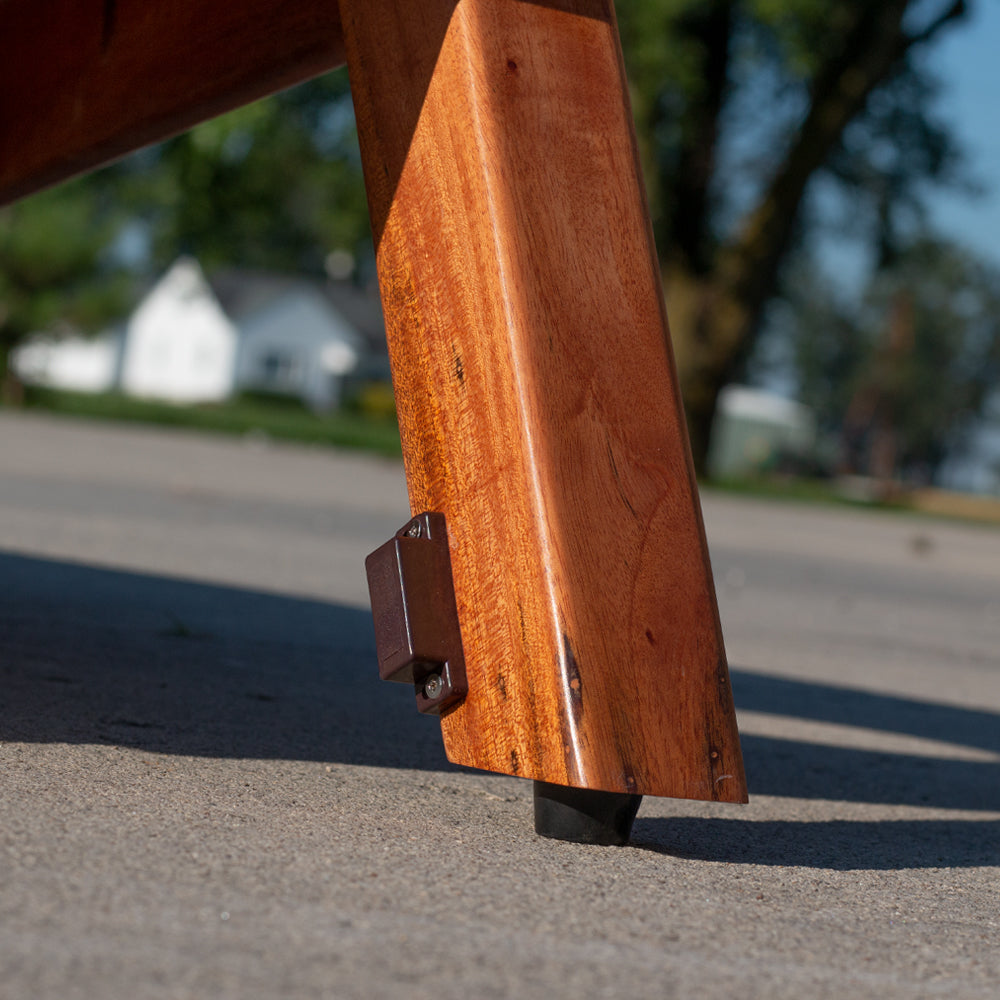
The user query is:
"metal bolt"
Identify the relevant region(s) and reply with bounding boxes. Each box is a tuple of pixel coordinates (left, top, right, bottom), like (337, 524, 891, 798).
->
(423, 673, 445, 700)
(405, 521, 422, 538)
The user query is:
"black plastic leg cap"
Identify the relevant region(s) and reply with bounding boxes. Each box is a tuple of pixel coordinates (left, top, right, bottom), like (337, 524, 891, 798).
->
(533, 780, 642, 846)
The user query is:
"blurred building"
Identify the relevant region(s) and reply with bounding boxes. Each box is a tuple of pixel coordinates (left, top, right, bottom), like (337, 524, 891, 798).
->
(12, 257, 389, 411)
(119, 258, 238, 404)
(707, 384, 817, 480)
(12, 327, 123, 395)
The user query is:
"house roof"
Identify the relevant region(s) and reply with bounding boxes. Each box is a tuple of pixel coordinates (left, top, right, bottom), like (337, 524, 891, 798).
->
(209, 268, 387, 356)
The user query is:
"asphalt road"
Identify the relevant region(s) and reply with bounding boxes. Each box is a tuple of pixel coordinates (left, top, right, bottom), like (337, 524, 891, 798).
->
(2, 411, 999, 999)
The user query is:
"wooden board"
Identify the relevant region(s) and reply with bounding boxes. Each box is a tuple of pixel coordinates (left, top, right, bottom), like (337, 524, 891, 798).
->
(0, 0, 346, 205)
(341, 0, 747, 800)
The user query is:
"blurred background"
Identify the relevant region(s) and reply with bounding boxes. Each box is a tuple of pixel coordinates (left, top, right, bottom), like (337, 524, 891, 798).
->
(2, 0, 998, 515)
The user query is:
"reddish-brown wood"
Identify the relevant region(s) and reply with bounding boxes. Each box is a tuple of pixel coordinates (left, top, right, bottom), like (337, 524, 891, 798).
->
(0, 0, 346, 206)
(341, 0, 747, 800)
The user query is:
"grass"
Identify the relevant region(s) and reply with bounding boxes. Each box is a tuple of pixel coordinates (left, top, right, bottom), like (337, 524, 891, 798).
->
(705, 474, 846, 505)
(703, 474, 906, 510)
(18, 387, 402, 457)
(706, 473, 1000, 528)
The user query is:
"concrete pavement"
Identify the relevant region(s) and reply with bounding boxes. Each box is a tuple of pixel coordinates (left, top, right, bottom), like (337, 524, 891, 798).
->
(2, 411, 999, 999)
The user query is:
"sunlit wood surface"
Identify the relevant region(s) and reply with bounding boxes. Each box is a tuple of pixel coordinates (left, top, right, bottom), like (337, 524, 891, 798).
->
(341, 0, 746, 799)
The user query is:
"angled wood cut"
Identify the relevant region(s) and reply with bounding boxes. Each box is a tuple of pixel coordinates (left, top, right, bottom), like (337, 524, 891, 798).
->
(341, 0, 746, 800)
(0, 0, 346, 205)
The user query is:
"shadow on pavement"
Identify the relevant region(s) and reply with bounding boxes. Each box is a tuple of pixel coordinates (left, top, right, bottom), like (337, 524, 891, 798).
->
(4, 552, 998, 845)
(732, 669, 1000, 755)
(1, 550, 451, 772)
(739, 734, 1000, 812)
(731, 669, 1000, 812)
(630, 816, 1000, 870)
(629, 668, 1000, 869)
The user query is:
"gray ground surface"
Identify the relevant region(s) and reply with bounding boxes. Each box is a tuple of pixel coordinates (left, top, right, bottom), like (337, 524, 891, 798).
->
(2, 411, 998, 999)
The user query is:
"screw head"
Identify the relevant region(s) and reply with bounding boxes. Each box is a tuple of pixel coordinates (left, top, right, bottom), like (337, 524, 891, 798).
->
(404, 521, 422, 538)
(423, 673, 445, 700)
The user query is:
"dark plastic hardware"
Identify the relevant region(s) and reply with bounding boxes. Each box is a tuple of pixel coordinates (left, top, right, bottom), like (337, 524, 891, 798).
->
(365, 511, 468, 715)
(533, 780, 642, 845)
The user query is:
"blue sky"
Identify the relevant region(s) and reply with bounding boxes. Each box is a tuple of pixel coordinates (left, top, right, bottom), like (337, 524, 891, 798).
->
(925, 1, 1000, 268)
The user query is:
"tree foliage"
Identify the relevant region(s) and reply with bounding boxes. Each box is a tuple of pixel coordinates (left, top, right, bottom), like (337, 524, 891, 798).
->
(616, 0, 970, 470)
(782, 238, 1000, 482)
(116, 73, 370, 278)
(0, 177, 131, 400)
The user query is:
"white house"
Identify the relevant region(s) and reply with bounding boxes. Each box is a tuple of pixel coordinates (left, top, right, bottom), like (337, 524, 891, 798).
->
(13, 257, 388, 411)
(11, 327, 121, 393)
(211, 270, 371, 411)
(119, 257, 238, 404)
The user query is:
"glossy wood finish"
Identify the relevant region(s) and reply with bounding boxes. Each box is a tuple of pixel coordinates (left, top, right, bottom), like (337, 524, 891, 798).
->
(341, 0, 746, 799)
(0, 0, 346, 206)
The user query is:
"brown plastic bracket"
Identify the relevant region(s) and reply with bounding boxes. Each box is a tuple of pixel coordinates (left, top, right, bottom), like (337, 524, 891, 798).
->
(365, 511, 468, 716)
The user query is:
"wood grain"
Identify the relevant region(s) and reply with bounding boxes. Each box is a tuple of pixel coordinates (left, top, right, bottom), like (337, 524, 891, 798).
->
(341, 0, 747, 800)
(0, 0, 346, 205)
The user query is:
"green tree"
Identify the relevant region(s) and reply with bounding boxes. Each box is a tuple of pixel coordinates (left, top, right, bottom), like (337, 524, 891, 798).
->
(116, 72, 370, 278)
(616, 0, 971, 471)
(0, 177, 130, 402)
(784, 238, 1000, 483)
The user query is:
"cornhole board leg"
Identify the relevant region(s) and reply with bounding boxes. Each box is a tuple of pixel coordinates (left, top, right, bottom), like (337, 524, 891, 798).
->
(341, 0, 747, 813)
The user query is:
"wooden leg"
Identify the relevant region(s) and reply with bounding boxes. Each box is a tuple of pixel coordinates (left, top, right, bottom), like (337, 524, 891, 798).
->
(341, 0, 746, 802)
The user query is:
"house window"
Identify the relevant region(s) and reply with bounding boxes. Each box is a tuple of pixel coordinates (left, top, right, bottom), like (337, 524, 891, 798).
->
(260, 350, 299, 387)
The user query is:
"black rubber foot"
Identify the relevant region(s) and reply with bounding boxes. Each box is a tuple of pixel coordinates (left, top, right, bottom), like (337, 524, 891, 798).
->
(533, 780, 642, 845)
